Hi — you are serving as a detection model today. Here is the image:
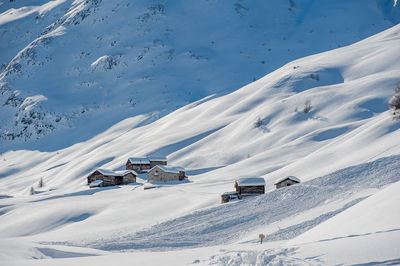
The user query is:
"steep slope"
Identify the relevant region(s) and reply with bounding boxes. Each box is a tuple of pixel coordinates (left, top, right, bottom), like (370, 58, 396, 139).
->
(1, 23, 400, 195)
(0, 0, 399, 150)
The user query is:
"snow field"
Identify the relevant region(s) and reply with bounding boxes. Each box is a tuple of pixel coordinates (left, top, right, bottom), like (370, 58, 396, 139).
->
(0, 7, 400, 265)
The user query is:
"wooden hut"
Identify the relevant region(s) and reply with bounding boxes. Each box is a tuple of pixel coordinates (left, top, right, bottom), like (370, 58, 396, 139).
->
(148, 155, 167, 168)
(234, 177, 265, 196)
(87, 169, 137, 187)
(274, 176, 300, 189)
(220, 191, 241, 203)
(126, 157, 151, 173)
(147, 165, 186, 182)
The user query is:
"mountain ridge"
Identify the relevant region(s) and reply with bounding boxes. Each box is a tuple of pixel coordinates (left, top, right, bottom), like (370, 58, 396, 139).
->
(1, 0, 399, 151)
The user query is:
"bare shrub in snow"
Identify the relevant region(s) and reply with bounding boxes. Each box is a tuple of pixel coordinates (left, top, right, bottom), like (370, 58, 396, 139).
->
(310, 73, 319, 81)
(254, 117, 263, 128)
(389, 85, 400, 120)
(303, 100, 312, 114)
(38, 177, 44, 188)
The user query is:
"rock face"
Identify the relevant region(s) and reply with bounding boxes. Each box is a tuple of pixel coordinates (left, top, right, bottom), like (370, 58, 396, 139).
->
(0, 0, 399, 148)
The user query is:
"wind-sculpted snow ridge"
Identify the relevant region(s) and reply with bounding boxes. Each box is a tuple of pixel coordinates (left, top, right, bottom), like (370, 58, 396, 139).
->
(58, 155, 400, 251)
(0, 0, 399, 147)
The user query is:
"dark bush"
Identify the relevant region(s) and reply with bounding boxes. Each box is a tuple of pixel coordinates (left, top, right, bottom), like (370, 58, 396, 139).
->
(389, 85, 400, 120)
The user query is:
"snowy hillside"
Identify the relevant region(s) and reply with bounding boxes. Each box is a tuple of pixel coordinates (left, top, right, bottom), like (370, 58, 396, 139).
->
(0, 12, 400, 264)
(1, 0, 400, 150)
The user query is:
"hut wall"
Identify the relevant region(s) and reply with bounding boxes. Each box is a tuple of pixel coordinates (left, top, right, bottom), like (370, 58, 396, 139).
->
(88, 172, 104, 184)
(88, 171, 116, 186)
(148, 170, 182, 182)
(126, 161, 151, 173)
(150, 160, 167, 168)
(102, 175, 116, 186)
(115, 176, 123, 185)
(238, 185, 265, 195)
(123, 173, 136, 184)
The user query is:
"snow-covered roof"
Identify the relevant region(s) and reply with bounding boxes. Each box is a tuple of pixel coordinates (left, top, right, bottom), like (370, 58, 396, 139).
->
(237, 177, 265, 187)
(152, 165, 184, 174)
(274, 176, 301, 185)
(221, 191, 239, 196)
(96, 169, 118, 176)
(147, 155, 167, 162)
(128, 156, 167, 164)
(128, 157, 150, 164)
(89, 180, 103, 187)
(117, 170, 138, 176)
(95, 169, 137, 176)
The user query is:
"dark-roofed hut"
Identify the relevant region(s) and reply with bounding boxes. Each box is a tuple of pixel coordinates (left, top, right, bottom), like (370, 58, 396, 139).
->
(274, 176, 300, 189)
(87, 169, 137, 187)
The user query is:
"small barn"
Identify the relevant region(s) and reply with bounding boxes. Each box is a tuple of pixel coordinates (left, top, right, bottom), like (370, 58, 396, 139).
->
(147, 165, 186, 182)
(87, 169, 137, 187)
(126, 157, 151, 173)
(274, 176, 300, 189)
(220, 191, 241, 204)
(234, 177, 265, 196)
(148, 155, 167, 168)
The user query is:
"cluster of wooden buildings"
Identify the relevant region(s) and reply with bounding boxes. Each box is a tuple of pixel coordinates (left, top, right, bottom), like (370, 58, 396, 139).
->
(86, 154, 301, 201)
(221, 176, 300, 203)
(87, 156, 187, 187)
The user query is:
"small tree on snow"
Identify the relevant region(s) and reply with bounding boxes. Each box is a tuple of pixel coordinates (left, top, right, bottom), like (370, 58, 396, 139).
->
(389, 85, 400, 120)
(38, 177, 44, 188)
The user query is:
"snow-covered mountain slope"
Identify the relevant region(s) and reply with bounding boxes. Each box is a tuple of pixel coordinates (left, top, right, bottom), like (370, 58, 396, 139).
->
(2, 22, 400, 195)
(1, 156, 399, 265)
(0, 18, 399, 265)
(1, 0, 399, 150)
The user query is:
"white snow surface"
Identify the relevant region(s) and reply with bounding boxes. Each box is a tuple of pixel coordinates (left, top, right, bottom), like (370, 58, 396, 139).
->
(0, 0, 400, 149)
(0, 8, 400, 266)
(289, 180, 400, 245)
